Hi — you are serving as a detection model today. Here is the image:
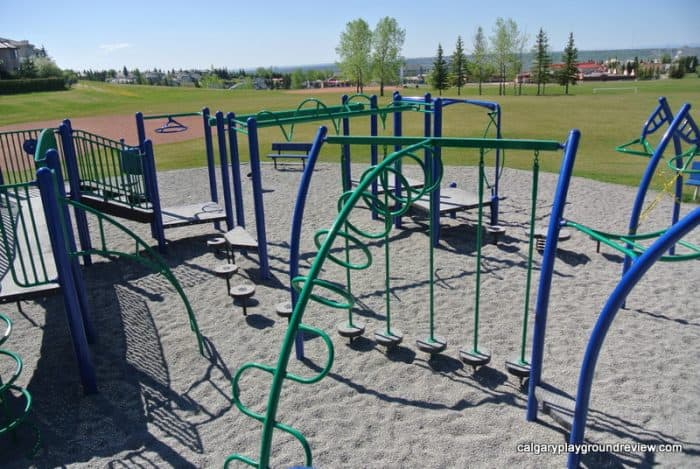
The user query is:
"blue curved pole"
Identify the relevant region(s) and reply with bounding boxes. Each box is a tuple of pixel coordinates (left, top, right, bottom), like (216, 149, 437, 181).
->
(567, 207, 699, 469)
(623, 103, 692, 278)
(202, 108, 220, 231)
(289, 126, 328, 359)
(527, 130, 581, 421)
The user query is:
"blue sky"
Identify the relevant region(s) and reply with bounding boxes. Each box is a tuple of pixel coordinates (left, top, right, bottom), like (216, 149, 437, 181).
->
(1, 0, 698, 71)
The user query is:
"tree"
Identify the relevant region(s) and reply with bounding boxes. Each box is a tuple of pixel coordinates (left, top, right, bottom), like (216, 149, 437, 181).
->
(558, 32, 578, 95)
(122, 66, 128, 77)
(291, 68, 307, 89)
(471, 26, 490, 95)
(17, 58, 37, 78)
(372, 17, 405, 97)
(451, 35, 468, 95)
(34, 56, 62, 78)
(531, 27, 551, 95)
(431, 43, 449, 95)
(336, 18, 372, 93)
(490, 18, 525, 96)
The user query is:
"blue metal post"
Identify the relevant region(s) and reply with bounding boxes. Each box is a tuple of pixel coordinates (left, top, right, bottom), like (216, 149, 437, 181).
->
(143, 140, 166, 252)
(526, 130, 581, 421)
(37, 166, 97, 394)
(45, 149, 96, 344)
(227, 113, 245, 227)
(215, 112, 234, 231)
(392, 91, 403, 229)
(246, 118, 270, 280)
(432, 97, 442, 247)
(369, 95, 379, 220)
(567, 207, 699, 469)
(135, 112, 147, 148)
(202, 108, 221, 231)
(491, 104, 502, 226)
(58, 120, 93, 266)
(340, 95, 352, 193)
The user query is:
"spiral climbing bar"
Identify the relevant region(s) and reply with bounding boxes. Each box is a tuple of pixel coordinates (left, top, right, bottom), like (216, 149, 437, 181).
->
(0, 313, 40, 456)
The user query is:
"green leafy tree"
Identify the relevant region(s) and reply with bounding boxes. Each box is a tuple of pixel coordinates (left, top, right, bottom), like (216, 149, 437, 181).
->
(336, 18, 372, 93)
(451, 35, 468, 95)
(471, 26, 490, 95)
(431, 43, 449, 95)
(291, 68, 307, 89)
(490, 17, 525, 95)
(372, 16, 405, 97)
(558, 32, 578, 95)
(34, 56, 62, 78)
(531, 27, 551, 95)
(17, 58, 37, 78)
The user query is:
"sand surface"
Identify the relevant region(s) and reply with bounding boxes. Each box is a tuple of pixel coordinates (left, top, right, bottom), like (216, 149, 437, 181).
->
(1, 161, 698, 468)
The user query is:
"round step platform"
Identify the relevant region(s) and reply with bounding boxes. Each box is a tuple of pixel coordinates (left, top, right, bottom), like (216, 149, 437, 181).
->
(276, 301, 293, 318)
(213, 263, 238, 278)
(230, 284, 256, 316)
(337, 321, 365, 340)
(459, 347, 491, 369)
(374, 329, 403, 347)
(485, 224, 506, 243)
(505, 359, 531, 379)
(207, 237, 227, 249)
(416, 336, 447, 354)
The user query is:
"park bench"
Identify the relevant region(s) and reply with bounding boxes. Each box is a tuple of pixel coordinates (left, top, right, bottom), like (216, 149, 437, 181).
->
(267, 142, 313, 170)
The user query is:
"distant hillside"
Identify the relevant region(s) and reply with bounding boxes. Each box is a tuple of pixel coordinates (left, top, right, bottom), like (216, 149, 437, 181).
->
(270, 47, 700, 74)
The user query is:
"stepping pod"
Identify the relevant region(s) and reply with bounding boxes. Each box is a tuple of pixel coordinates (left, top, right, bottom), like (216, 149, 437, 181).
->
(214, 263, 239, 294)
(337, 320, 365, 343)
(230, 284, 256, 316)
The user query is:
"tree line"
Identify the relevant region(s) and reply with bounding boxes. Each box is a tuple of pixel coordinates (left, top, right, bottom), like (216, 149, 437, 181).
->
(429, 19, 580, 96)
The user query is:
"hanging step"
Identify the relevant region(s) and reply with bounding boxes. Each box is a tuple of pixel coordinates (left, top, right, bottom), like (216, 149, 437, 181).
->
(337, 321, 365, 341)
(416, 336, 447, 354)
(459, 347, 491, 370)
(374, 329, 403, 347)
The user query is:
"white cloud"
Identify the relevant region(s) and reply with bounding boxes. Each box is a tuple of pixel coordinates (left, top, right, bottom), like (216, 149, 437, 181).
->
(99, 43, 131, 53)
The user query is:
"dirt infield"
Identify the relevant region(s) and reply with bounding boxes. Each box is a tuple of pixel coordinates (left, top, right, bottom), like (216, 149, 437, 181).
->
(0, 114, 206, 145)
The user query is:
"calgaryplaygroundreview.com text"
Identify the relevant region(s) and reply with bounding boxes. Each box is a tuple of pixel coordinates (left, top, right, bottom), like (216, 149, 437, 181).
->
(517, 442, 684, 456)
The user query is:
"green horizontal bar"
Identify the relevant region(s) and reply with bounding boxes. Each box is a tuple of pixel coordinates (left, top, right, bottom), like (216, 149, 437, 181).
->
(234, 103, 365, 123)
(140, 112, 202, 120)
(325, 135, 564, 152)
(232, 103, 417, 129)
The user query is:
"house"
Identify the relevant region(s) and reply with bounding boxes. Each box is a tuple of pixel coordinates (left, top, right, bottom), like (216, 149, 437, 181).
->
(0, 37, 41, 75)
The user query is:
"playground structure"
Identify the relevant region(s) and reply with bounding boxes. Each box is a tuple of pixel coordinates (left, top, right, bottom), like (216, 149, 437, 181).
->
(525, 103, 700, 468)
(0, 129, 205, 394)
(229, 93, 503, 357)
(226, 127, 580, 468)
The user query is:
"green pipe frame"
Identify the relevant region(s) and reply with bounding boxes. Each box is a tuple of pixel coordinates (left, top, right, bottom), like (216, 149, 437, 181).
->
(227, 134, 565, 468)
(55, 196, 205, 356)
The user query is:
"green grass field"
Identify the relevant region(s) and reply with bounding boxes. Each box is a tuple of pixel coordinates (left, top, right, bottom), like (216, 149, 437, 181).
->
(1, 77, 698, 199)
